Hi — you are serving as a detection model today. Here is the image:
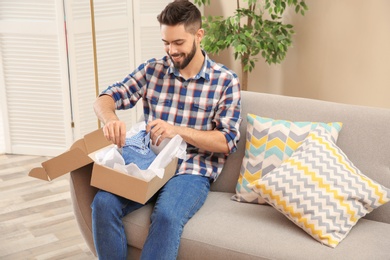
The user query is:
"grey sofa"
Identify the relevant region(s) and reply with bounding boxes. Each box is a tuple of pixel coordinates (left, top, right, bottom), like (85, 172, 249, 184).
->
(70, 91, 390, 259)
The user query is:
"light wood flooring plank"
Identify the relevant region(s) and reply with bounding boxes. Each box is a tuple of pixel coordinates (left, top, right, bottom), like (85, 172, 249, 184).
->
(0, 154, 96, 259)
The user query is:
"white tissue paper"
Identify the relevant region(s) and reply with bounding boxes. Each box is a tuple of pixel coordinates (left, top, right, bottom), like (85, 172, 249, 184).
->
(95, 122, 187, 181)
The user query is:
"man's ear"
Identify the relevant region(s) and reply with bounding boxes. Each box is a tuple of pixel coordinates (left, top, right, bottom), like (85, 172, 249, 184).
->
(196, 28, 205, 42)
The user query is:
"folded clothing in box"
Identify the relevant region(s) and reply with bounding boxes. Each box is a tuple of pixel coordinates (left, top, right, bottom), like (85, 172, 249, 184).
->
(122, 130, 156, 170)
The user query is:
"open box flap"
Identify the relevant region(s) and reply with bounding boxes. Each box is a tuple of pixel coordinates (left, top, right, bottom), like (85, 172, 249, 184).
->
(29, 128, 112, 181)
(29, 148, 94, 181)
(83, 128, 112, 154)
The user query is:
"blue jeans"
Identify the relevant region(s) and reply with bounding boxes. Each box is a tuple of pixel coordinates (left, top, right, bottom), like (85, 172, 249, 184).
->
(91, 174, 210, 260)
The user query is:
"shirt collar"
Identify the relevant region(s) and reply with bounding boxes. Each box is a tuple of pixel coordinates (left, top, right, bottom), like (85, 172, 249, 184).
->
(168, 50, 210, 81)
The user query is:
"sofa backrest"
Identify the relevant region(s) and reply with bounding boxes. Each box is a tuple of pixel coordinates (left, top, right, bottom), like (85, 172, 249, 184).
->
(211, 91, 390, 224)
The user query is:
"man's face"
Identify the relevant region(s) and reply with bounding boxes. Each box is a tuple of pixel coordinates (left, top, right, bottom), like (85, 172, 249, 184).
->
(161, 24, 198, 70)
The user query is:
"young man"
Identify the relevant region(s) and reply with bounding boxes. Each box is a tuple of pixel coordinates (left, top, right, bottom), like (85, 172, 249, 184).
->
(92, 0, 241, 259)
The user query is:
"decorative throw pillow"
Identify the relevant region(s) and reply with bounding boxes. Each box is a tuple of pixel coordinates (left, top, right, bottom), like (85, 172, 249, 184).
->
(232, 114, 343, 204)
(249, 127, 390, 248)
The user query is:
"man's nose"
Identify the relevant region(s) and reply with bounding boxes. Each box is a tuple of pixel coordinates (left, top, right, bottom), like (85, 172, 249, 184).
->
(168, 44, 177, 55)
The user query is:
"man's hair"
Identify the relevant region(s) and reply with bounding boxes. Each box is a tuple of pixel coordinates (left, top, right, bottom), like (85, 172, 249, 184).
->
(157, 0, 202, 34)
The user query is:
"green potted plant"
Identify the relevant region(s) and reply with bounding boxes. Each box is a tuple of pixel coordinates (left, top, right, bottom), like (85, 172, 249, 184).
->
(194, 0, 308, 90)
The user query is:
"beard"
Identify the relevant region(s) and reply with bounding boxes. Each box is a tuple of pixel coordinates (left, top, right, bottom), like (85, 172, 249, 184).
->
(169, 40, 197, 70)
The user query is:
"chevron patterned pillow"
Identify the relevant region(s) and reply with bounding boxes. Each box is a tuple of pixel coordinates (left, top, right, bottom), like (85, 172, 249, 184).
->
(232, 114, 343, 204)
(249, 126, 390, 248)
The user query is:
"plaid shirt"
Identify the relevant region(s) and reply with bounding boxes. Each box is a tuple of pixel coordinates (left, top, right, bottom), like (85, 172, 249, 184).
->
(101, 52, 241, 181)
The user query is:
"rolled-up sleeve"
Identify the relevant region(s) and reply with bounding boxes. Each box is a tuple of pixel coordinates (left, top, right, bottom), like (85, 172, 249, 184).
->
(216, 76, 242, 154)
(99, 63, 148, 110)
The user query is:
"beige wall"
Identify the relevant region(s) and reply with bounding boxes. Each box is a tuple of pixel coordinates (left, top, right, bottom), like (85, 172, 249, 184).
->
(205, 0, 390, 109)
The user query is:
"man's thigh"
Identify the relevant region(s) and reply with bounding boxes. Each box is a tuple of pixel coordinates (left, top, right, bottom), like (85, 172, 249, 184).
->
(153, 174, 211, 220)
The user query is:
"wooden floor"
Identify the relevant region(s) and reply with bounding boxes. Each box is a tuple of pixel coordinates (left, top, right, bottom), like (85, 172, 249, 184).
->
(0, 154, 96, 259)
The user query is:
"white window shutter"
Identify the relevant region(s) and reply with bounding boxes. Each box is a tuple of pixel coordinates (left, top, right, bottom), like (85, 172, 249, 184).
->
(133, 0, 171, 64)
(0, 103, 6, 154)
(65, 0, 139, 140)
(0, 1, 202, 156)
(63, 0, 97, 139)
(0, 0, 73, 156)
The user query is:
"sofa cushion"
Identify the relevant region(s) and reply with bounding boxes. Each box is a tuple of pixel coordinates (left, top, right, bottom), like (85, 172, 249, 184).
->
(123, 192, 390, 259)
(232, 113, 343, 204)
(249, 127, 390, 248)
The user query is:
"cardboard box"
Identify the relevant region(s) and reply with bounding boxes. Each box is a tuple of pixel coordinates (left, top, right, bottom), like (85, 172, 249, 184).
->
(29, 128, 178, 204)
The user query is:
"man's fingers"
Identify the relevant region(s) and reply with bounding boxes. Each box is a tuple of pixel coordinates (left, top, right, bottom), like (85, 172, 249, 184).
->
(146, 119, 176, 146)
(146, 119, 160, 133)
(155, 134, 163, 145)
(103, 120, 126, 147)
(114, 124, 121, 146)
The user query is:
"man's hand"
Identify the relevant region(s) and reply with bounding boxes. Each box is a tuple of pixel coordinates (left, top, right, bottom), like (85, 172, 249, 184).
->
(103, 119, 127, 148)
(146, 119, 176, 146)
(94, 95, 126, 148)
(146, 119, 229, 153)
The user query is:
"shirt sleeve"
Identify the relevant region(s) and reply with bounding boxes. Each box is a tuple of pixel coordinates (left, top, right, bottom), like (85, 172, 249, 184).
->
(215, 75, 242, 154)
(100, 62, 149, 110)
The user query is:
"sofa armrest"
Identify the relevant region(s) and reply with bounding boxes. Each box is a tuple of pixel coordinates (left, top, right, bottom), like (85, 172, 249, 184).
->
(69, 164, 98, 256)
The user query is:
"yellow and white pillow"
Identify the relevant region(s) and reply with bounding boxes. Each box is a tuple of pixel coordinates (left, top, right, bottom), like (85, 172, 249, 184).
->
(249, 127, 390, 247)
(232, 114, 343, 204)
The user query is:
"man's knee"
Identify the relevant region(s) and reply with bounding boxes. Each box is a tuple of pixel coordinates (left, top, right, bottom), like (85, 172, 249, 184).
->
(91, 191, 120, 218)
(151, 205, 184, 229)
